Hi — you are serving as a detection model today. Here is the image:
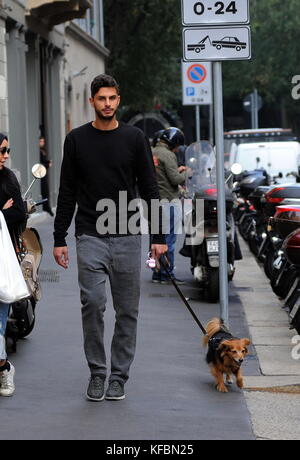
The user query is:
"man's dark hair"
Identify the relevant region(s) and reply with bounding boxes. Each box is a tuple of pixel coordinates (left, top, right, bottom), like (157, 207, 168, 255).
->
(90, 74, 120, 98)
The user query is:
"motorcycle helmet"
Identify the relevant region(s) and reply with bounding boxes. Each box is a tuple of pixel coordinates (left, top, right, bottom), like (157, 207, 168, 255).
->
(160, 127, 185, 150)
(152, 129, 164, 148)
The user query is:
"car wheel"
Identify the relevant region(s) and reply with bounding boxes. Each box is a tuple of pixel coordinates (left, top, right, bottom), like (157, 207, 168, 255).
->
(195, 48, 201, 53)
(236, 46, 241, 51)
(216, 45, 222, 50)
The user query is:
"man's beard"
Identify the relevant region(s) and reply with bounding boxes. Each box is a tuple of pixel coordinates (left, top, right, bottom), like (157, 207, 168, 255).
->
(95, 108, 117, 121)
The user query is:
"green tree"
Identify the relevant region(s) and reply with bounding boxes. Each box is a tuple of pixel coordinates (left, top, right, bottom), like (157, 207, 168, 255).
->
(223, 0, 300, 127)
(104, 1, 300, 131)
(104, 0, 182, 111)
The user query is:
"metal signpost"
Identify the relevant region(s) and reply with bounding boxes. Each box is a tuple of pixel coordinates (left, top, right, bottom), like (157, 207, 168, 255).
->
(243, 90, 263, 129)
(181, 0, 251, 326)
(182, 61, 212, 141)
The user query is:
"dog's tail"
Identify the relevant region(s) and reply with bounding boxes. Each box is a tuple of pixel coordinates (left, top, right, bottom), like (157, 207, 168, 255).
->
(203, 317, 223, 346)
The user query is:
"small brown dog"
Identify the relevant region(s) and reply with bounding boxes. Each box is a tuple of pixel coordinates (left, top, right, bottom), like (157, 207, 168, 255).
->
(203, 318, 250, 393)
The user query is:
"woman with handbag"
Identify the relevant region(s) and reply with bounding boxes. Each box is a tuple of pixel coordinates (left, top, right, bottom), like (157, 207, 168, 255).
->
(0, 133, 26, 396)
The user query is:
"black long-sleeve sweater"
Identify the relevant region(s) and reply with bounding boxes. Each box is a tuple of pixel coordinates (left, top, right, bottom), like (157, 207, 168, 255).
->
(0, 168, 26, 231)
(54, 122, 166, 247)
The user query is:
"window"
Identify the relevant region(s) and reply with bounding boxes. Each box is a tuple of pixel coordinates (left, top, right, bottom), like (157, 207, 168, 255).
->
(73, 0, 103, 43)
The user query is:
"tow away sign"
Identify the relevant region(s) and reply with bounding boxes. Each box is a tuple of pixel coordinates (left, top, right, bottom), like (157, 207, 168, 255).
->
(181, 0, 250, 26)
(183, 26, 251, 61)
(182, 62, 212, 105)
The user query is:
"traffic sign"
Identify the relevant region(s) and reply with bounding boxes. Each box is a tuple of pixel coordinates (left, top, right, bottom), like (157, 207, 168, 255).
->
(188, 63, 207, 83)
(182, 62, 212, 105)
(243, 92, 263, 113)
(181, 0, 250, 26)
(183, 26, 251, 61)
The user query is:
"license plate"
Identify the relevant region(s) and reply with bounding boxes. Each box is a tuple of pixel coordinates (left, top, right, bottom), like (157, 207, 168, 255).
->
(273, 256, 283, 270)
(207, 240, 219, 254)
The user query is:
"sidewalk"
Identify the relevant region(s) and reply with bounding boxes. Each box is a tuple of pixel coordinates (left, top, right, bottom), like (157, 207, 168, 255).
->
(234, 238, 300, 440)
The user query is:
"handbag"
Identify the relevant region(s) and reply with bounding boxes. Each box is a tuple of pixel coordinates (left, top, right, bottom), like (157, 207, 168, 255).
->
(0, 211, 30, 303)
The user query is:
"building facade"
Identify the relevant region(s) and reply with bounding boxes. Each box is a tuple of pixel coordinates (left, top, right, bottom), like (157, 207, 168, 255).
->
(0, 0, 108, 206)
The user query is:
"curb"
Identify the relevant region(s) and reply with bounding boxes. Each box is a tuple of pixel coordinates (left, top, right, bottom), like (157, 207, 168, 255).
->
(234, 238, 300, 387)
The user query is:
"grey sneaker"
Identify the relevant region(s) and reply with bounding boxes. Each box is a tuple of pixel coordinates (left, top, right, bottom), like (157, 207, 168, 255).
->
(105, 380, 125, 400)
(86, 376, 105, 402)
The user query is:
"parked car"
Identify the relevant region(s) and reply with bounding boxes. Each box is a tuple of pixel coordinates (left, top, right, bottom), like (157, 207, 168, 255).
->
(229, 141, 300, 183)
(224, 128, 297, 167)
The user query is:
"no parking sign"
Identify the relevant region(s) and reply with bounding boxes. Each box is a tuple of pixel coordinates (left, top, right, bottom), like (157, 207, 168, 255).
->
(182, 61, 212, 105)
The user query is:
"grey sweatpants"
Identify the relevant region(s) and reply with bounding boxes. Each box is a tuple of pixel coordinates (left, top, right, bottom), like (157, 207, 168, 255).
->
(76, 234, 141, 383)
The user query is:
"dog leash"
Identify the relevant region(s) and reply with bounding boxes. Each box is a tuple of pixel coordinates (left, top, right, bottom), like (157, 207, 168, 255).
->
(159, 255, 207, 336)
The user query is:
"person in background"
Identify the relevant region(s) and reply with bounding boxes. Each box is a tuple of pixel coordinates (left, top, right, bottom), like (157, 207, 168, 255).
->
(0, 133, 26, 397)
(152, 127, 189, 284)
(39, 137, 54, 217)
(152, 129, 164, 148)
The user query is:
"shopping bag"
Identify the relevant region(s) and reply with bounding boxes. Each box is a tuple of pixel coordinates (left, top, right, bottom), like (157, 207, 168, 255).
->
(0, 211, 30, 303)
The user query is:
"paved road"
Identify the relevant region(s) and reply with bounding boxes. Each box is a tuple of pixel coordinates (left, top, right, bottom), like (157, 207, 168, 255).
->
(0, 217, 259, 440)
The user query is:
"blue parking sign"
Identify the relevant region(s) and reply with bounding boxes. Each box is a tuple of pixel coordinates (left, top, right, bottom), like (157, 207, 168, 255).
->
(182, 61, 212, 105)
(186, 87, 195, 96)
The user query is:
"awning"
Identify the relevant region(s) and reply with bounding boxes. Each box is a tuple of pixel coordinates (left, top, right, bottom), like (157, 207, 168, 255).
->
(27, 0, 92, 27)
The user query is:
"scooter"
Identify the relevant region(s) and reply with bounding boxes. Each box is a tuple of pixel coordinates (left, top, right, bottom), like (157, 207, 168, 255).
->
(258, 183, 300, 278)
(180, 141, 240, 303)
(233, 170, 286, 259)
(282, 229, 300, 334)
(233, 169, 270, 243)
(269, 205, 300, 299)
(246, 186, 271, 257)
(6, 163, 47, 351)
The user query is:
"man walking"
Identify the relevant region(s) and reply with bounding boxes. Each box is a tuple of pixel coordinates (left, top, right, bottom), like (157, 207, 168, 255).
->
(53, 74, 167, 402)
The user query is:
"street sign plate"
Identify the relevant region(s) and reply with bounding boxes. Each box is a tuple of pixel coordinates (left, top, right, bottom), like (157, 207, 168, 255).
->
(181, 0, 250, 26)
(182, 61, 212, 105)
(183, 26, 251, 61)
(243, 92, 263, 112)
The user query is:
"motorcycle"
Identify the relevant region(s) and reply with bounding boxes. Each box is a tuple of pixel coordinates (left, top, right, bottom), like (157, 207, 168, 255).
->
(282, 229, 300, 334)
(233, 169, 270, 242)
(233, 170, 286, 262)
(269, 205, 300, 299)
(258, 183, 300, 278)
(246, 185, 271, 257)
(180, 141, 239, 303)
(6, 163, 47, 351)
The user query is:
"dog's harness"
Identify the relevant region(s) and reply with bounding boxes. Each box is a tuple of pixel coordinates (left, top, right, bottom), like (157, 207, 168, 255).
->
(208, 328, 241, 367)
(208, 330, 235, 350)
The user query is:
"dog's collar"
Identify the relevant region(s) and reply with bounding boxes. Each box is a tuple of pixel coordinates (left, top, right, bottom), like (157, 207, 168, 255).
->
(208, 332, 236, 348)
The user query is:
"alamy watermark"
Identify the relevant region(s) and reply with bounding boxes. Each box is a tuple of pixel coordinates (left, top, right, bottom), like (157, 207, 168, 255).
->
(95, 192, 205, 245)
(291, 76, 300, 100)
(291, 335, 300, 360)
